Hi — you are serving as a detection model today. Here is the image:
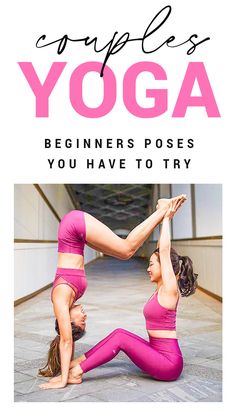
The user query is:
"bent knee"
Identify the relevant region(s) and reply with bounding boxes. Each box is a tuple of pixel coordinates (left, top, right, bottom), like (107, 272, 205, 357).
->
(113, 328, 127, 335)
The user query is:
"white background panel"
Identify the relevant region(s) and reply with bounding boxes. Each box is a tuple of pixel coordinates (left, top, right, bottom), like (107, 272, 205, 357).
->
(14, 244, 57, 300)
(38, 196, 58, 240)
(195, 184, 222, 237)
(14, 184, 39, 238)
(171, 184, 192, 239)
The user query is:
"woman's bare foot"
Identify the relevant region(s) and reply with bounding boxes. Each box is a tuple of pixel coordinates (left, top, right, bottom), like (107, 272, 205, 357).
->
(73, 354, 86, 366)
(156, 195, 187, 211)
(68, 364, 83, 384)
(67, 374, 82, 384)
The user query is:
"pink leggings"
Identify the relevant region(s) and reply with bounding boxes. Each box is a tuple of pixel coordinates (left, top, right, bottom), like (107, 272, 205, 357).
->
(80, 328, 183, 381)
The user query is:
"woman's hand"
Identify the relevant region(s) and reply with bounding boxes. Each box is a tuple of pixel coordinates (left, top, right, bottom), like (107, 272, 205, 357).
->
(39, 380, 67, 390)
(50, 375, 82, 384)
(163, 195, 186, 220)
(48, 375, 62, 383)
(164, 202, 177, 220)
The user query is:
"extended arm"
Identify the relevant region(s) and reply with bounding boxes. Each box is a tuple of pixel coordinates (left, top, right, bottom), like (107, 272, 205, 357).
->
(39, 286, 74, 389)
(54, 288, 74, 387)
(159, 201, 180, 294)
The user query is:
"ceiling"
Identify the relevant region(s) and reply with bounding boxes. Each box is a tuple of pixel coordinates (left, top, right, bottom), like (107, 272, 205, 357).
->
(67, 184, 154, 231)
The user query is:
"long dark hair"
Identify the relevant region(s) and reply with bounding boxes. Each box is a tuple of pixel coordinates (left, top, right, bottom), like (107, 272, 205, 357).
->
(38, 320, 85, 377)
(153, 247, 198, 297)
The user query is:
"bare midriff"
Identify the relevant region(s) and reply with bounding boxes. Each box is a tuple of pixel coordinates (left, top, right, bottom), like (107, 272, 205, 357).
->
(57, 252, 85, 269)
(147, 329, 177, 339)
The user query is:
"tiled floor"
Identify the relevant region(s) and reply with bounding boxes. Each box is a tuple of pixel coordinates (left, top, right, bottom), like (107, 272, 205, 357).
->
(14, 257, 222, 402)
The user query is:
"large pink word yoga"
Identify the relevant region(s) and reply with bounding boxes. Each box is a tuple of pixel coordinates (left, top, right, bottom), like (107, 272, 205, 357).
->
(18, 61, 220, 118)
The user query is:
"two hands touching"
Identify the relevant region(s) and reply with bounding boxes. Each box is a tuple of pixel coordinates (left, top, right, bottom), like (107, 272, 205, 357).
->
(157, 194, 187, 220)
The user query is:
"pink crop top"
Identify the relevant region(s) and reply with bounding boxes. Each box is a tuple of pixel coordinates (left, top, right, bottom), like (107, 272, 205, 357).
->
(143, 291, 178, 331)
(58, 210, 87, 255)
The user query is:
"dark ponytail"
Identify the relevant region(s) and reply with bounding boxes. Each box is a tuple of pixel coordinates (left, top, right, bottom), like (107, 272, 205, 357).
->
(178, 255, 198, 297)
(153, 248, 198, 297)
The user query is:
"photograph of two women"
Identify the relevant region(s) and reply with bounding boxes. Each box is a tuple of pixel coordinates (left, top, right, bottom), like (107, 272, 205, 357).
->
(14, 184, 222, 402)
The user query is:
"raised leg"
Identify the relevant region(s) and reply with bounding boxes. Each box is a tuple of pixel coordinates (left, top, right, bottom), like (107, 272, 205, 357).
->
(84, 195, 185, 259)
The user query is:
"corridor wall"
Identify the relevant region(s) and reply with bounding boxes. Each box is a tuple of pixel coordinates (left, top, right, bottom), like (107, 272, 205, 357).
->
(14, 185, 98, 302)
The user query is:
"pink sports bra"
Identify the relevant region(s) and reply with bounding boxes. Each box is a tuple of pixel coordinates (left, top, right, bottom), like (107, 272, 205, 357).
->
(143, 291, 178, 331)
